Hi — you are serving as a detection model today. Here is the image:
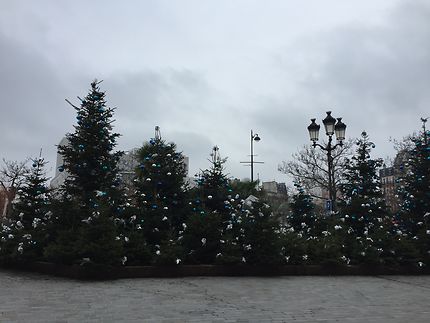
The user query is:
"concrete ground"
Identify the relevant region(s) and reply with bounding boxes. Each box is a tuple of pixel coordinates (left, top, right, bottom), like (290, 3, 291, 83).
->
(0, 270, 429, 322)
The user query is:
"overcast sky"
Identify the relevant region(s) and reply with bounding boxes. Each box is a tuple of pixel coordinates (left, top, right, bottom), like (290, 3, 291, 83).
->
(1, 0, 429, 184)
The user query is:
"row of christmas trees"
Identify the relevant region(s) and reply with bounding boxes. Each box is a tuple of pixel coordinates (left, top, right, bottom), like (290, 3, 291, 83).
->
(1, 80, 429, 268)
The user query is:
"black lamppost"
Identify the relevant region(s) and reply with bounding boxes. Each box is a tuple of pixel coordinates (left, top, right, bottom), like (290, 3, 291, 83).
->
(307, 111, 347, 212)
(240, 130, 263, 183)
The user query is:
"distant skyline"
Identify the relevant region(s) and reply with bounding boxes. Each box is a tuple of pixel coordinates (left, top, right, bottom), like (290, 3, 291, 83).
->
(1, 0, 429, 184)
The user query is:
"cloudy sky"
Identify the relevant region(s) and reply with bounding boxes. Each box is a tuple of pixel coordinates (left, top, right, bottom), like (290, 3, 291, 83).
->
(1, 0, 429, 183)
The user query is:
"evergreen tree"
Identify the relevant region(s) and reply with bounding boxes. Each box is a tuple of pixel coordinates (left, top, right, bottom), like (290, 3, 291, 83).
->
(285, 182, 343, 265)
(287, 182, 318, 236)
(132, 126, 188, 264)
(195, 146, 234, 219)
(183, 146, 230, 264)
(0, 156, 51, 263)
(397, 119, 430, 263)
(340, 131, 390, 264)
(239, 200, 282, 265)
(45, 80, 123, 265)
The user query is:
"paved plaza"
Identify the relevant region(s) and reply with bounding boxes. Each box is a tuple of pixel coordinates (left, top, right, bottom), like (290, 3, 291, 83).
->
(0, 270, 429, 322)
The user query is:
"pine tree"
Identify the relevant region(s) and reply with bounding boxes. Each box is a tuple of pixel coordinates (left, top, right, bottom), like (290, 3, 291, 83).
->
(285, 182, 343, 265)
(183, 146, 230, 264)
(340, 131, 390, 264)
(287, 182, 318, 236)
(45, 80, 123, 265)
(397, 119, 430, 264)
(132, 126, 188, 264)
(0, 156, 51, 263)
(239, 200, 282, 265)
(195, 146, 234, 219)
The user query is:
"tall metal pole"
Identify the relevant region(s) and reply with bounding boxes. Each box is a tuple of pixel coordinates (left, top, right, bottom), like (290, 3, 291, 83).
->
(240, 130, 263, 183)
(326, 135, 335, 212)
(250, 130, 254, 182)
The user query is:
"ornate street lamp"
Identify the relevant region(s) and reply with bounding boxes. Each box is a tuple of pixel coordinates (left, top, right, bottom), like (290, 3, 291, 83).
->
(307, 111, 347, 212)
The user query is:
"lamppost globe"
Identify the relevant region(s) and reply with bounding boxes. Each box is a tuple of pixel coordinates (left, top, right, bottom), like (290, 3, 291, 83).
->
(253, 134, 261, 141)
(307, 118, 320, 143)
(322, 111, 336, 136)
(335, 118, 347, 142)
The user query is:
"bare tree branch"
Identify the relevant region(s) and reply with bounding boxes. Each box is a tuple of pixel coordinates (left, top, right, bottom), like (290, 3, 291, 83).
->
(278, 139, 353, 200)
(0, 159, 29, 217)
(65, 98, 79, 109)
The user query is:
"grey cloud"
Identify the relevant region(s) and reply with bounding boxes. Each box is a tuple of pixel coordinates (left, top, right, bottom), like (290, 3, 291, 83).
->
(264, 0, 430, 172)
(1, 0, 429, 183)
(0, 33, 78, 173)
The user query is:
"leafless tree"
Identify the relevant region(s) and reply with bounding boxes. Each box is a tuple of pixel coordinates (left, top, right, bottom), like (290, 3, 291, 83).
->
(278, 139, 354, 201)
(0, 158, 29, 217)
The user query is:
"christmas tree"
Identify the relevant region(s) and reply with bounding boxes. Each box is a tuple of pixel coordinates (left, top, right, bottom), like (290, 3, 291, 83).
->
(131, 126, 188, 265)
(239, 200, 282, 265)
(194, 146, 234, 218)
(397, 118, 430, 264)
(285, 182, 343, 265)
(183, 146, 230, 264)
(339, 131, 390, 264)
(0, 155, 51, 263)
(287, 182, 318, 236)
(45, 80, 123, 265)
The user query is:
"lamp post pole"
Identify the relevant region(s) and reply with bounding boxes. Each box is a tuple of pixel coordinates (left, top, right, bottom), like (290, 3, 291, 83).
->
(240, 130, 263, 183)
(307, 111, 346, 212)
(250, 130, 255, 182)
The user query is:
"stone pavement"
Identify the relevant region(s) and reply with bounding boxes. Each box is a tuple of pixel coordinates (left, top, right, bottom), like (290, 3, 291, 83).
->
(0, 270, 429, 322)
